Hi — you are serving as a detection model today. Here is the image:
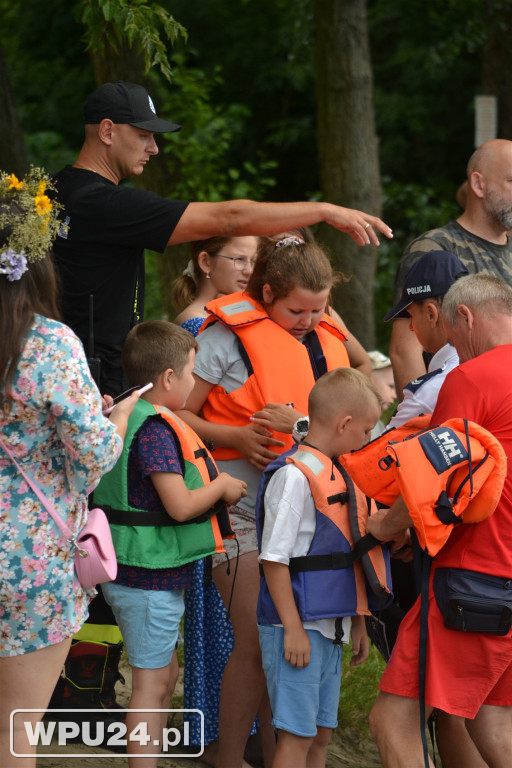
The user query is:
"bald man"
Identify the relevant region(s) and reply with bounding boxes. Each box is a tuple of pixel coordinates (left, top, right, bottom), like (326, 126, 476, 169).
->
(389, 139, 512, 399)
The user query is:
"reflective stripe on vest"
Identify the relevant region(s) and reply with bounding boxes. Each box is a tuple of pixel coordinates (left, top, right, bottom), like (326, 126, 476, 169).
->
(200, 292, 349, 460)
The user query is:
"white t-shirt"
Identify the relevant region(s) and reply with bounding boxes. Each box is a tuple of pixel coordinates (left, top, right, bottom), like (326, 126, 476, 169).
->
(259, 463, 351, 642)
(387, 344, 459, 430)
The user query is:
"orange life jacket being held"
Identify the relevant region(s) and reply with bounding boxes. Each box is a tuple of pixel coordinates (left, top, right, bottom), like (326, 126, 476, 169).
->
(340, 417, 507, 556)
(339, 416, 432, 508)
(200, 292, 349, 460)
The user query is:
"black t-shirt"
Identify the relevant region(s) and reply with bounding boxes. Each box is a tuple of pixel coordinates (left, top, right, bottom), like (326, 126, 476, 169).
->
(52, 166, 188, 395)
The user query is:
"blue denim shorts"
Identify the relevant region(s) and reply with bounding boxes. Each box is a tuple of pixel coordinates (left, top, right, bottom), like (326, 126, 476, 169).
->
(102, 582, 184, 669)
(258, 624, 342, 737)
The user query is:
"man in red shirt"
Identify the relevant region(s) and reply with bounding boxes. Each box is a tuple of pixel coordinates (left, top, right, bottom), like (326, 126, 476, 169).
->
(367, 272, 512, 768)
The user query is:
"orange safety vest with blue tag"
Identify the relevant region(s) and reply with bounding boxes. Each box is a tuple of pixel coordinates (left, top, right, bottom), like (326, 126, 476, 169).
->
(94, 399, 234, 569)
(200, 292, 350, 460)
(340, 416, 507, 556)
(256, 445, 392, 629)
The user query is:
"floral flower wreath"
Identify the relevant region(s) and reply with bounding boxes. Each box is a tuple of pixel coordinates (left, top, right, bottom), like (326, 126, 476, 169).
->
(0, 166, 66, 282)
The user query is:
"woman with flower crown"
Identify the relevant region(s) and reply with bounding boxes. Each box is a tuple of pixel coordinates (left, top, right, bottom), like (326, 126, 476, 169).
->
(0, 168, 140, 766)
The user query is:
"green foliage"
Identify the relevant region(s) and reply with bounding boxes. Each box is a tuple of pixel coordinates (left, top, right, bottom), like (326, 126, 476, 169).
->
(24, 133, 79, 173)
(79, 0, 187, 82)
(157, 52, 278, 202)
(0, 0, 95, 169)
(369, 0, 491, 191)
(142, 52, 278, 320)
(373, 179, 459, 350)
(340, 643, 385, 730)
(157, 0, 317, 201)
(4, 0, 512, 340)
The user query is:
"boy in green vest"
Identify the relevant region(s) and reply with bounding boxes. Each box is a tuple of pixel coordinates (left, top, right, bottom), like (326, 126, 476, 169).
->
(94, 321, 246, 767)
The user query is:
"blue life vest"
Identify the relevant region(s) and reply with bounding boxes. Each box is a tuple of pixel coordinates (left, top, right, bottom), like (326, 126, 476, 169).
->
(256, 445, 393, 632)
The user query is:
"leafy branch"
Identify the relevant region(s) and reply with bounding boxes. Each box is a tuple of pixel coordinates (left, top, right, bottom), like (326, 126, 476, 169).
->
(79, 0, 187, 82)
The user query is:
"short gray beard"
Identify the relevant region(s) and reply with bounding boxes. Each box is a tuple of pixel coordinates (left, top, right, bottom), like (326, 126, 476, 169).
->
(494, 207, 512, 231)
(483, 190, 512, 231)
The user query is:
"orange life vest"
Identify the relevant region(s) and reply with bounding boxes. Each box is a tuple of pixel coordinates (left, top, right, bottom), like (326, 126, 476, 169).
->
(200, 292, 349, 460)
(95, 401, 234, 568)
(286, 446, 392, 614)
(340, 417, 507, 556)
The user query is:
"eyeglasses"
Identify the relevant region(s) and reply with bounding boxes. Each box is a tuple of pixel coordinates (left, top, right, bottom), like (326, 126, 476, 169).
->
(214, 254, 257, 271)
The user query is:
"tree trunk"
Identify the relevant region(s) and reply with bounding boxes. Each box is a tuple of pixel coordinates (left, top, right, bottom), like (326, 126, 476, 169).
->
(315, 0, 381, 349)
(482, 1, 512, 140)
(0, 44, 29, 176)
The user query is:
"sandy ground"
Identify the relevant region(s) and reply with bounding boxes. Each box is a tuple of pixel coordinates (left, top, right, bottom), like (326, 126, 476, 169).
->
(28, 659, 382, 768)
(34, 737, 382, 768)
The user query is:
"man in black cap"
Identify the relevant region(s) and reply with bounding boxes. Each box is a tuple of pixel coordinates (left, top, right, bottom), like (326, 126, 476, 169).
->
(53, 80, 392, 396)
(50, 79, 392, 730)
(389, 139, 512, 402)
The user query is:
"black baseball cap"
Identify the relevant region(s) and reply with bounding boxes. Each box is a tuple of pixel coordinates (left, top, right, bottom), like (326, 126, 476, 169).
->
(384, 250, 469, 321)
(84, 81, 181, 133)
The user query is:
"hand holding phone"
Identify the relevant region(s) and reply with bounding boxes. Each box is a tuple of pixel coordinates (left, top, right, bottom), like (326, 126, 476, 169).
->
(102, 382, 153, 415)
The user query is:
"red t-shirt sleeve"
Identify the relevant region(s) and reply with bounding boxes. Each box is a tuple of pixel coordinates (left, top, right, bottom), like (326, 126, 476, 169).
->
(431, 366, 482, 426)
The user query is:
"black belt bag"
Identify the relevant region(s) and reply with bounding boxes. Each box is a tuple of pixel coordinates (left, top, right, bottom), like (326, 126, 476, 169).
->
(433, 567, 512, 636)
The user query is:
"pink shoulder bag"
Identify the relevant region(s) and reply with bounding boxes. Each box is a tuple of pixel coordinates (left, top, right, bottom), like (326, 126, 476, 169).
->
(0, 436, 117, 589)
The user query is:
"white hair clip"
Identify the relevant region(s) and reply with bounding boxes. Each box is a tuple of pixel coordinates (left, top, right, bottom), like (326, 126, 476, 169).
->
(182, 259, 197, 284)
(275, 235, 304, 249)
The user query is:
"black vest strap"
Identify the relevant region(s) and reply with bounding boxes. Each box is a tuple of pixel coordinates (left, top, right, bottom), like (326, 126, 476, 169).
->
(434, 490, 461, 526)
(103, 505, 215, 527)
(303, 330, 328, 380)
(326, 491, 349, 506)
(288, 455, 381, 573)
(288, 533, 381, 573)
(236, 337, 253, 376)
(333, 617, 345, 645)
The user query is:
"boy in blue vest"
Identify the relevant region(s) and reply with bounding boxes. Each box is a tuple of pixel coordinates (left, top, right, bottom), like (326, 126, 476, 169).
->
(257, 367, 385, 768)
(94, 321, 246, 767)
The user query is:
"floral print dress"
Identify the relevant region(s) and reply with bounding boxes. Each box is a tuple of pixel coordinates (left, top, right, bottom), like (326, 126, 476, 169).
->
(0, 315, 122, 657)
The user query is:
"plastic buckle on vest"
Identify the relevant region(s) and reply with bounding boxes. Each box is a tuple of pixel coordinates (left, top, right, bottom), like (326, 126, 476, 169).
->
(327, 492, 349, 506)
(378, 455, 395, 470)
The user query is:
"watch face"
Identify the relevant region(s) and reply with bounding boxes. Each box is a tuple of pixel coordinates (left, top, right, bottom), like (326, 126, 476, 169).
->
(294, 417, 310, 437)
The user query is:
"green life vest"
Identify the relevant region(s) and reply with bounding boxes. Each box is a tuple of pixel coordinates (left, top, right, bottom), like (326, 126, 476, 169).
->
(93, 399, 233, 568)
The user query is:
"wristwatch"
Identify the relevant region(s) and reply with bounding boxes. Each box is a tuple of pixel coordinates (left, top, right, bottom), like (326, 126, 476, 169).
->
(292, 416, 310, 443)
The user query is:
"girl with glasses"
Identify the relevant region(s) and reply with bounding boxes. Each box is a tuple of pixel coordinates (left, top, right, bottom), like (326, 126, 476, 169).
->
(173, 236, 261, 766)
(173, 236, 259, 337)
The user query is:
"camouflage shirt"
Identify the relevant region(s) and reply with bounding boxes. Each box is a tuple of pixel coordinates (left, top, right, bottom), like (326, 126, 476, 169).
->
(393, 220, 512, 302)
